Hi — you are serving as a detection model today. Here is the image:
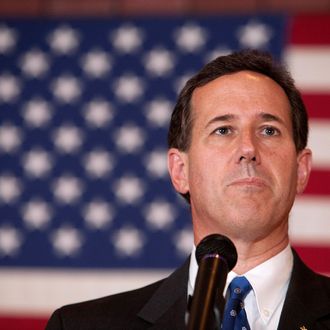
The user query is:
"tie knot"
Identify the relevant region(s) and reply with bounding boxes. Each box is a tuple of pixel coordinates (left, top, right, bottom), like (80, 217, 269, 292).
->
(229, 276, 252, 300)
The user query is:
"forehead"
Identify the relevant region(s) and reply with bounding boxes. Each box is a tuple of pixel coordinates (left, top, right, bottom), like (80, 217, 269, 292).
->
(191, 70, 291, 124)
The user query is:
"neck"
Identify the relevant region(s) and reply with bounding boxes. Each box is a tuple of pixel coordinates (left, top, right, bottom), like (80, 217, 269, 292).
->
(231, 234, 289, 274)
(194, 223, 290, 274)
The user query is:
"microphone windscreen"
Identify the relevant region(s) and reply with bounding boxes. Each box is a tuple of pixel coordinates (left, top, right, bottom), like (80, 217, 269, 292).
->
(195, 234, 237, 271)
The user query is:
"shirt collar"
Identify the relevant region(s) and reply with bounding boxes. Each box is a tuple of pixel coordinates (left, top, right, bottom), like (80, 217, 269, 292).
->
(188, 244, 293, 324)
(228, 244, 293, 323)
(188, 245, 197, 297)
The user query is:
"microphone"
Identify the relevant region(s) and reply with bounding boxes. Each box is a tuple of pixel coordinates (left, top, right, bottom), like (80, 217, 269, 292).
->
(186, 234, 237, 330)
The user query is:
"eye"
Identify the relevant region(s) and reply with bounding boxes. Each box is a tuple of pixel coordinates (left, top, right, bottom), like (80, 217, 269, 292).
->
(262, 126, 279, 136)
(213, 126, 232, 136)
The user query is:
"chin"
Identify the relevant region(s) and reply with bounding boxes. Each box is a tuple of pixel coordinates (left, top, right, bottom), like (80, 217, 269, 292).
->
(221, 215, 268, 237)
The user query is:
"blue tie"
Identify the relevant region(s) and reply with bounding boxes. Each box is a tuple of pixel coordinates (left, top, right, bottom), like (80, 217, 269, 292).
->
(222, 276, 252, 330)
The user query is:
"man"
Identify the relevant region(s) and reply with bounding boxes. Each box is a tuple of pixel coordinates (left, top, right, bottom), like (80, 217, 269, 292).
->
(46, 50, 330, 329)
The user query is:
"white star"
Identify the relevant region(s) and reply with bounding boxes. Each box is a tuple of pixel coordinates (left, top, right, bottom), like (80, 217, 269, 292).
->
(83, 149, 114, 178)
(51, 74, 82, 103)
(113, 175, 145, 204)
(53, 174, 84, 204)
(144, 199, 177, 230)
(83, 199, 114, 229)
(173, 227, 193, 256)
(0, 174, 21, 204)
(22, 98, 52, 128)
(174, 23, 207, 52)
(53, 124, 83, 153)
(22, 148, 53, 178)
(144, 149, 168, 178)
(112, 226, 145, 257)
(81, 49, 112, 78)
(144, 47, 175, 76)
(0, 123, 22, 153)
(0, 24, 17, 54)
(205, 46, 232, 62)
(20, 48, 50, 78)
(51, 225, 83, 257)
(83, 99, 114, 128)
(22, 199, 52, 230)
(174, 71, 194, 94)
(48, 25, 80, 55)
(113, 74, 144, 103)
(0, 225, 23, 256)
(144, 98, 173, 127)
(0, 73, 21, 103)
(113, 123, 145, 153)
(111, 24, 144, 53)
(237, 20, 273, 49)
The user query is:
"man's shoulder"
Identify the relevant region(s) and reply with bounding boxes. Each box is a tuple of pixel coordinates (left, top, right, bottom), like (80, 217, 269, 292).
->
(46, 258, 191, 330)
(292, 250, 330, 291)
(68, 278, 164, 310)
(311, 269, 330, 293)
(293, 250, 330, 288)
(279, 250, 330, 329)
(46, 279, 165, 330)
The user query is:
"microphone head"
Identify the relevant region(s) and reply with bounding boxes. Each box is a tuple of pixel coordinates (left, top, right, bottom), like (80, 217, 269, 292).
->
(195, 234, 237, 271)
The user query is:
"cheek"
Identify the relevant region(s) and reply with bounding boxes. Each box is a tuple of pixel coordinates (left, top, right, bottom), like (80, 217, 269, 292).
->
(188, 153, 217, 188)
(270, 153, 298, 193)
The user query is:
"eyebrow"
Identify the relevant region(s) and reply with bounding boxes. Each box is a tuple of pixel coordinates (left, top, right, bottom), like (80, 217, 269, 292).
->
(205, 112, 285, 128)
(259, 112, 285, 125)
(205, 114, 237, 128)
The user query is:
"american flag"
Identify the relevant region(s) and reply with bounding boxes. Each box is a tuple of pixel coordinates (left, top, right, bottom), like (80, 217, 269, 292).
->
(0, 14, 329, 330)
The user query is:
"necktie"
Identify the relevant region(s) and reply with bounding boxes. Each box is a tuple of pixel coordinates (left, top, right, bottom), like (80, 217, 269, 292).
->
(222, 276, 252, 330)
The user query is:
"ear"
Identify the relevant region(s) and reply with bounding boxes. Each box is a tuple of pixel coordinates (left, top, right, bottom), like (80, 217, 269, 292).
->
(296, 148, 312, 194)
(167, 148, 189, 194)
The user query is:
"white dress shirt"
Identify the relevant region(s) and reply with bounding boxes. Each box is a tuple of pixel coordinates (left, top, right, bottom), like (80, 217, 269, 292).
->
(188, 244, 293, 329)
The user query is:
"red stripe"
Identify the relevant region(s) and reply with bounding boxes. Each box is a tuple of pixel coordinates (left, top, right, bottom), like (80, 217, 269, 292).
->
(290, 15, 330, 45)
(0, 316, 48, 330)
(302, 94, 330, 119)
(304, 170, 330, 196)
(293, 245, 330, 274)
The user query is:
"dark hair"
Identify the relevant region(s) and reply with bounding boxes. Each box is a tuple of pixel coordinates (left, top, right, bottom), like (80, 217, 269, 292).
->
(167, 49, 309, 202)
(168, 49, 308, 152)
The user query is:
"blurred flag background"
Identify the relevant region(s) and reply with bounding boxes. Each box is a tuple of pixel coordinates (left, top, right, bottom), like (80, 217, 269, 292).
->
(0, 13, 329, 330)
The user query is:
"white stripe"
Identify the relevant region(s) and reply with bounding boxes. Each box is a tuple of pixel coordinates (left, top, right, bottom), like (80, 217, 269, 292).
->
(0, 268, 170, 316)
(308, 119, 330, 169)
(284, 46, 330, 92)
(289, 196, 330, 244)
(1, 202, 329, 317)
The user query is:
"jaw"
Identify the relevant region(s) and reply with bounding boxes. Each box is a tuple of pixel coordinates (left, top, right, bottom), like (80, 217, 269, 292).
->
(190, 192, 291, 246)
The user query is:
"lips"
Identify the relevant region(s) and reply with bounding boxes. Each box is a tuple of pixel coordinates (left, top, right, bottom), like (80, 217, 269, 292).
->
(228, 177, 267, 187)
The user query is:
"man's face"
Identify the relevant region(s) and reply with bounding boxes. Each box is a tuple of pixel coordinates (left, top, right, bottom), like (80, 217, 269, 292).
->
(168, 71, 311, 245)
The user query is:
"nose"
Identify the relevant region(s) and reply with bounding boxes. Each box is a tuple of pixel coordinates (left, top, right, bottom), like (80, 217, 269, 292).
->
(239, 155, 256, 162)
(235, 130, 260, 164)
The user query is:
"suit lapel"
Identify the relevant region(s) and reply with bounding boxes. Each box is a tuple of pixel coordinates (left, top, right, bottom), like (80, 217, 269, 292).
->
(278, 250, 330, 330)
(137, 258, 190, 329)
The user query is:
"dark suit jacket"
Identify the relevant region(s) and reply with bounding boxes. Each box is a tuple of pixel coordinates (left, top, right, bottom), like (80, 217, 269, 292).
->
(46, 251, 330, 329)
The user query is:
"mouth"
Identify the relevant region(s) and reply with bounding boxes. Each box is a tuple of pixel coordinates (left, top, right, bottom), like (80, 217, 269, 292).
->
(228, 177, 267, 188)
